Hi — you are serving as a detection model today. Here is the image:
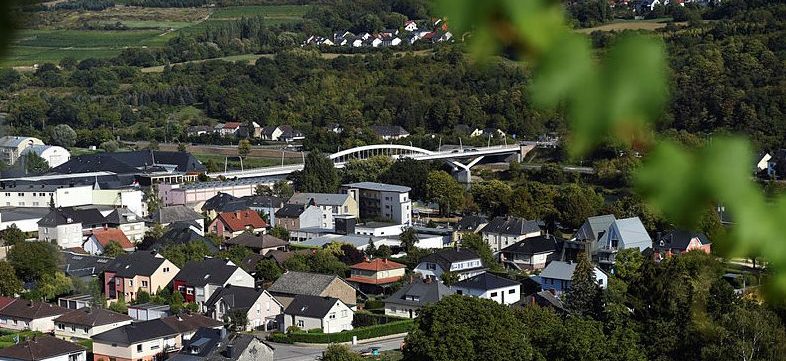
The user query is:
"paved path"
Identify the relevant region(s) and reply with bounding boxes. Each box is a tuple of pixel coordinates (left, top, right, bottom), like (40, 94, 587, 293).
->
(272, 335, 405, 361)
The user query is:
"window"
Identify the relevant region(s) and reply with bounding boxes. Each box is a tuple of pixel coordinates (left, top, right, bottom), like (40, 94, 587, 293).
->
(329, 313, 336, 319)
(163, 267, 170, 272)
(142, 281, 148, 288)
(297, 320, 304, 328)
(456, 290, 463, 295)
(58, 323, 65, 330)
(137, 344, 143, 352)
(341, 310, 347, 317)
(129, 280, 134, 287)
(83, 327, 89, 333)
(490, 292, 498, 297)
(68, 354, 79, 361)
(426, 263, 436, 270)
(508, 289, 515, 294)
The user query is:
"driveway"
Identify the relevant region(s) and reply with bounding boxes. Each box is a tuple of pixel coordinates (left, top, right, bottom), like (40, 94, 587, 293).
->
(272, 335, 406, 361)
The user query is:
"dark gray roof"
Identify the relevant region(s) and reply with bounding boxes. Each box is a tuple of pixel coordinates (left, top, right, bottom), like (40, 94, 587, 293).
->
(539, 261, 579, 281)
(342, 182, 411, 193)
(574, 214, 616, 242)
(454, 272, 519, 291)
(384, 278, 454, 307)
(456, 215, 487, 232)
(204, 285, 264, 312)
(174, 258, 242, 287)
(284, 295, 341, 318)
(225, 233, 287, 251)
(105, 208, 142, 225)
(0, 299, 69, 320)
(241, 195, 285, 209)
(0, 207, 51, 223)
(105, 251, 168, 278)
(418, 249, 483, 272)
(37, 207, 107, 228)
(515, 290, 565, 313)
(149, 205, 203, 225)
(267, 271, 344, 297)
(289, 193, 350, 207)
(159, 314, 224, 334)
(154, 223, 218, 253)
(54, 307, 132, 327)
(201, 193, 242, 212)
(51, 151, 205, 175)
(92, 319, 178, 345)
(501, 234, 559, 255)
(482, 216, 540, 236)
(0, 334, 84, 361)
(274, 204, 306, 218)
(655, 230, 710, 251)
(61, 251, 113, 278)
(170, 328, 271, 361)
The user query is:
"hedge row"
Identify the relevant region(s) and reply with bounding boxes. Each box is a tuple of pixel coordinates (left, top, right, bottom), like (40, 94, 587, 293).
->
(353, 311, 409, 327)
(272, 319, 414, 344)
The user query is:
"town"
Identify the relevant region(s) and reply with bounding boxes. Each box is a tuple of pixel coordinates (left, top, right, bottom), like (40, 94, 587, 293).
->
(0, 0, 784, 360)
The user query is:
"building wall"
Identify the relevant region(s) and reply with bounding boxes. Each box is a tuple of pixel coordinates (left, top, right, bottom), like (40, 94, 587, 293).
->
(158, 181, 276, 207)
(355, 224, 404, 237)
(118, 221, 146, 243)
(1, 186, 92, 208)
(384, 304, 420, 319)
(483, 231, 542, 253)
(213, 291, 282, 331)
(320, 279, 357, 307)
(19, 350, 86, 361)
(350, 268, 406, 281)
(0, 315, 61, 332)
(39, 223, 83, 248)
(454, 285, 520, 305)
(283, 302, 353, 333)
(55, 319, 132, 340)
(150, 261, 179, 296)
(93, 335, 180, 361)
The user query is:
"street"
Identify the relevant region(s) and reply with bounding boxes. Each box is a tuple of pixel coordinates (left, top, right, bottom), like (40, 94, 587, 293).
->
(271, 335, 406, 361)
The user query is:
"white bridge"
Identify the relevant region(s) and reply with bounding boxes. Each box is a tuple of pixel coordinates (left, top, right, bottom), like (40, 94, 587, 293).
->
(208, 143, 534, 180)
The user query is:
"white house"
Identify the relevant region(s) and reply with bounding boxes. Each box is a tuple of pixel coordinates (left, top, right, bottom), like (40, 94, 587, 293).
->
(54, 308, 133, 341)
(341, 182, 412, 226)
(21, 145, 71, 168)
(37, 210, 84, 249)
(481, 216, 542, 253)
(0, 136, 44, 166)
(204, 285, 283, 331)
(453, 273, 521, 305)
(281, 295, 353, 334)
(414, 249, 486, 282)
(0, 334, 86, 361)
(173, 258, 255, 309)
(404, 20, 418, 32)
(0, 299, 70, 333)
(539, 260, 608, 297)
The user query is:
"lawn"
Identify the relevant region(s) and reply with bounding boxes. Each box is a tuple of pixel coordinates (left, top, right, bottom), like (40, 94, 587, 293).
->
(576, 18, 676, 33)
(210, 5, 311, 22)
(13, 29, 163, 48)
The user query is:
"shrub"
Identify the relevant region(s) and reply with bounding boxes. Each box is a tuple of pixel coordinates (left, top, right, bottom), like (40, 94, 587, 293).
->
(364, 300, 385, 309)
(282, 320, 414, 343)
(267, 332, 292, 344)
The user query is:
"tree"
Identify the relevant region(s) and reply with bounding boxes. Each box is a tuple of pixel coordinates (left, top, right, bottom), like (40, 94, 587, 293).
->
(269, 225, 290, 241)
(255, 184, 272, 196)
(147, 140, 159, 150)
(238, 139, 251, 159)
(298, 151, 339, 193)
(102, 241, 126, 258)
(311, 249, 349, 276)
(702, 304, 786, 361)
(136, 288, 152, 304)
(0, 261, 22, 296)
(8, 241, 59, 282)
(471, 180, 512, 217)
(35, 272, 74, 301)
(404, 295, 534, 361)
(319, 344, 363, 361)
(425, 171, 464, 216)
(108, 294, 128, 314)
(100, 140, 119, 152)
(170, 290, 185, 314)
(23, 153, 50, 175)
(256, 258, 283, 283)
(383, 158, 432, 200)
(177, 143, 187, 152)
(440, 271, 459, 286)
(144, 187, 162, 215)
(50, 124, 77, 148)
(216, 245, 254, 267)
(564, 253, 603, 319)
(0, 224, 25, 247)
(554, 183, 603, 230)
(707, 278, 736, 317)
(225, 308, 249, 332)
(339, 156, 392, 184)
(399, 227, 419, 251)
(273, 180, 294, 198)
(613, 248, 644, 283)
(282, 254, 311, 272)
(160, 241, 212, 268)
(364, 239, 376, 257)
(338, 244, 365, 265)
(375, 245, 393, 258)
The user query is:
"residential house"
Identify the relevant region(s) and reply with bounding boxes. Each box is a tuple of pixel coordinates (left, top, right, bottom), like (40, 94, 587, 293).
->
(104, 208, 146, 243)
(574, 214, 617, 244)
(152, 222, 218, 253)
(267, 271, 356, 309)
(54, 308, 132, 341)
(513, 290, 566, 314)
(204, 285, 283, 331)
(159, 314, 224, 342)
(539, 260, 608, 296)
(201, 193, 248, 220)
(369, 125, 409, 140)
(414, 249, 486, 282)
(83, 227, 136, 255)
(481, 216, 542, 253)
(453, 273, 521, 305)
(243, 195, 285, 225)
(0, 334, 85, 361)
(341, 182, 412, 225)
(383, 278, 454, 319)
(288, 193, 359, 228)
(594, 217, 653, 265)
(58, 295, 94, 310)
(261, 125, 304, 142)
(0, 299, 69, 332)
(224, 233, 288, 255)
(207, 210, 267, 239)
(281, 295, 353, 334)
(454, 215, 487, 240)
(0, 136, 44, 166)
(404, 20, 418, 32)
(218, 122, 242, 137)
(38, 207, 108, 249)
(499, 234, 559, 271)
(470, 128, 505, 138)
(173, 258, 255, 308)
(274, 204, 323, 242)
(91, 318, 182, 361)
(21, 145, 71, 168)
(168, 328, 274, 361)
(60, 251, 112, 283)
(103, 251, 179, 302)
(186, 125, 214, 137)
(346, 258, 406, 294)
(148, 205, 204, 232)
(238, 121, 262, 138)
(653, 230, 712, 261)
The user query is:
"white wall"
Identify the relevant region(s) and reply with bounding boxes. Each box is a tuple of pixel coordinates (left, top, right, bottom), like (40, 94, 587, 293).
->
(39, 223, 83, 249)
(454, 284, 520, 305)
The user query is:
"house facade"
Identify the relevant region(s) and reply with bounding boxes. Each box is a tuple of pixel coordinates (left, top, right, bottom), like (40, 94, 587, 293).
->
(83, 227, 136, 255)
(281, 295, 353, 334)
(104, 252, 179, 302)
(414, 249, 486, 282)
(499, 234, 559, 271)
(0, 136, 44, 166)
(267, 271, 357, 309)
(173, 258, 255, 308)
(346, 258, 406, 294)
(341, 182, 412, 225)
(0, 299, 70, 333)
(274, 204, 323, 242)
(481, 216, 542, 253)
(0, 334, 85, 361)
(539, 260, 608, 296)
(207, 210, 267, 239)
(204, 286, 283, 331)
(653, 230, 712, 261)
(453, 273, 521, 305)
(288, 193, 359, 228)
(383, 278, 454, 319)
(54, 308, 132, 341)
(92, 319, 182, 361)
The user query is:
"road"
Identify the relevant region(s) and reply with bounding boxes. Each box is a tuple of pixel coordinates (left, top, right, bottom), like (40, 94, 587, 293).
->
(272, 335, 405, 361)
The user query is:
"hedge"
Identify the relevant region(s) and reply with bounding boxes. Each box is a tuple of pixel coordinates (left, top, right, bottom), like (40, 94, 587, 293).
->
(353, 311, 408, 328)
(272, 319, 414, 344)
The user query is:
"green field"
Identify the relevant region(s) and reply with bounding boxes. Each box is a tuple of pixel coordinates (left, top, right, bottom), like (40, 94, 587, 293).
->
(2, 4, 310, 67)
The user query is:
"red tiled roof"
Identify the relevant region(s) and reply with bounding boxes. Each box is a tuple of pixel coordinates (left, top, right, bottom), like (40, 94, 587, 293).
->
(351, 258, 405, 272)
(346, 275, 403, 285)
(0, 297, 15, 312)
(91, 228, 134, 250)
(223, 122, 242, 129)
(216, 210, 267, 232)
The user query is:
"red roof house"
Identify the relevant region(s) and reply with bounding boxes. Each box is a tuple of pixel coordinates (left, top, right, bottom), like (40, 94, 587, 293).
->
(347, 258, 406, 294)
(83, 228, 135, 255)
(208, 210, 268, 238)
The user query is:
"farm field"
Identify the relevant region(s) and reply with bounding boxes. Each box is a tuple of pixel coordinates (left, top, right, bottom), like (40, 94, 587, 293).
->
(575, 18, 674, 33)
(2, 4, 309, 67)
